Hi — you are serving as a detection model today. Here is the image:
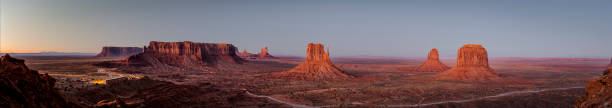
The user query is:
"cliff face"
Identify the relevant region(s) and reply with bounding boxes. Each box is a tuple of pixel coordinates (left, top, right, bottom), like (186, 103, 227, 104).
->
(415, 48, 449, 72)
(273, 43, 351, 80)
(575, 64, 612, 107)
(127, 41, 244, 67)
(257, 47, 275, 58)
(0, 54, 71, 107)
(435, 44, 500, 81)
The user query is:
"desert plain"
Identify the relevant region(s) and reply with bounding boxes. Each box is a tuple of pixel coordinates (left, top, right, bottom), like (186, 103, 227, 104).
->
(11, 53, 606, 107)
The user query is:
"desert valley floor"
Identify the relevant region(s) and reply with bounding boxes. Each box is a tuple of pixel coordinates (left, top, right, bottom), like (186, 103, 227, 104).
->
(16, 55, 607, 108)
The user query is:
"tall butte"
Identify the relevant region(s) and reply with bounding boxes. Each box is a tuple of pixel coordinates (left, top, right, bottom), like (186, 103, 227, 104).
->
(127, 41, 244, 68)
(415, 48, 449, 72)
(273, 43, 351, 80)
(258, 47, 275, 58)
(435, 44, 501, 81)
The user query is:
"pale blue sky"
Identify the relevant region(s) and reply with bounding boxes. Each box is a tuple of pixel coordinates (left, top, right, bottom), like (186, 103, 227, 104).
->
(1, 0, 611, 57)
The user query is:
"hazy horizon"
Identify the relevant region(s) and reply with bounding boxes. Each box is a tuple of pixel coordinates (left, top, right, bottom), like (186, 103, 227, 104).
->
(1, 0, 611, 57)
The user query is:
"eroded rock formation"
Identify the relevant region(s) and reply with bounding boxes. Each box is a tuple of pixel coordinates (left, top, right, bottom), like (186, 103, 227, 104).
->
(0, 54, 72, 107)
(238, 49, 257, 59)
(258, 47, 275, 58)
(415, 48, 449, 72)
(273, 43, 351, 80)
(435, 44, 501, 81)
(126, 41, 244, 68)
(96, 47, 143, 57)
(575, 67, 612, 108)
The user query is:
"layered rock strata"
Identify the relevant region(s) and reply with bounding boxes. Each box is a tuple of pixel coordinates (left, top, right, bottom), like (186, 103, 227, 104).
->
(126, 41, 244, 67)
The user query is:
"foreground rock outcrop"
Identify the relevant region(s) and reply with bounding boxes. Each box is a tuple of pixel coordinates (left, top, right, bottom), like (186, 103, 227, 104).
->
(575, 64, 612, 108)
(76, 77, 288, 108)
(415, 48, 449, 72)
(96, 47, 143, 57)
(0, 54, 72, 107)
(435, 44, 500, 81)
(258, 47, 275, 58)
(273, 43, 351, 80)
(126, 41, 244, 68)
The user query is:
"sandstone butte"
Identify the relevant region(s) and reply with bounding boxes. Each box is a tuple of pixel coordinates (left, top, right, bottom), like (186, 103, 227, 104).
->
(257, 47, 275, 58)
(238, 48, 257, 59)
(435, 44, 501, 81)
(96, 46, 143, 57)
(575, 65, 612, 108)
(415, 48, 450, 72)
(0, 54, 72, 107)
(126, 41, 244, 67)
(273, 43, 351, 80)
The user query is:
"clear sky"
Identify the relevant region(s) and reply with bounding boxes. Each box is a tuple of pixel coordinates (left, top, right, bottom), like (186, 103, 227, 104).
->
(1, 0, 611, 57)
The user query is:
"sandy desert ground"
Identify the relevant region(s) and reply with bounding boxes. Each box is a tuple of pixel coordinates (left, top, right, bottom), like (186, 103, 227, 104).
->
(13, 55, 607, 108)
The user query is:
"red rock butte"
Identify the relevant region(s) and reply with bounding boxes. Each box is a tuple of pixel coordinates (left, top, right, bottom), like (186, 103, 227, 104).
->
(258, 47, 275, 58)
(127, 41, 244, 67)
(96, 46, 143, 57)
(415, 48, 449, 72)
(435, 44, 501, 81)
(273, 43, 351, 80)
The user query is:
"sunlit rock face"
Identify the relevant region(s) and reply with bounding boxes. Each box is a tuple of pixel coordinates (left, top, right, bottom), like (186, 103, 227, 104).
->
(273, 43, 351, 80)
(415, 48, 449, 72)
(435, 44, 501, 81)
(127, 41, 244, 67)
(257, 47, 275, 58)
(575, 67, 612, 108)
(96, 47, 143, 57)
(0, 54, 71, 107)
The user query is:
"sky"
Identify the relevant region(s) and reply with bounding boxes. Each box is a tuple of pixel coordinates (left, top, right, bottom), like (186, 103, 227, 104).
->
(1, 0, 611, 57)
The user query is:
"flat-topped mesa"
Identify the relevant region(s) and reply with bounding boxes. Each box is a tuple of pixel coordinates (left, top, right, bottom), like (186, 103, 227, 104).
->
(96, 46, 143, 57)
(415, 48, 449, 72)
(435, 44, 501, 81)
(127, 41, 244, 67)
(257, 47, 275, 58)
(273, 43, 351, 80)
(575, 68, 611, 107)
(0, 54, 71, 107)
